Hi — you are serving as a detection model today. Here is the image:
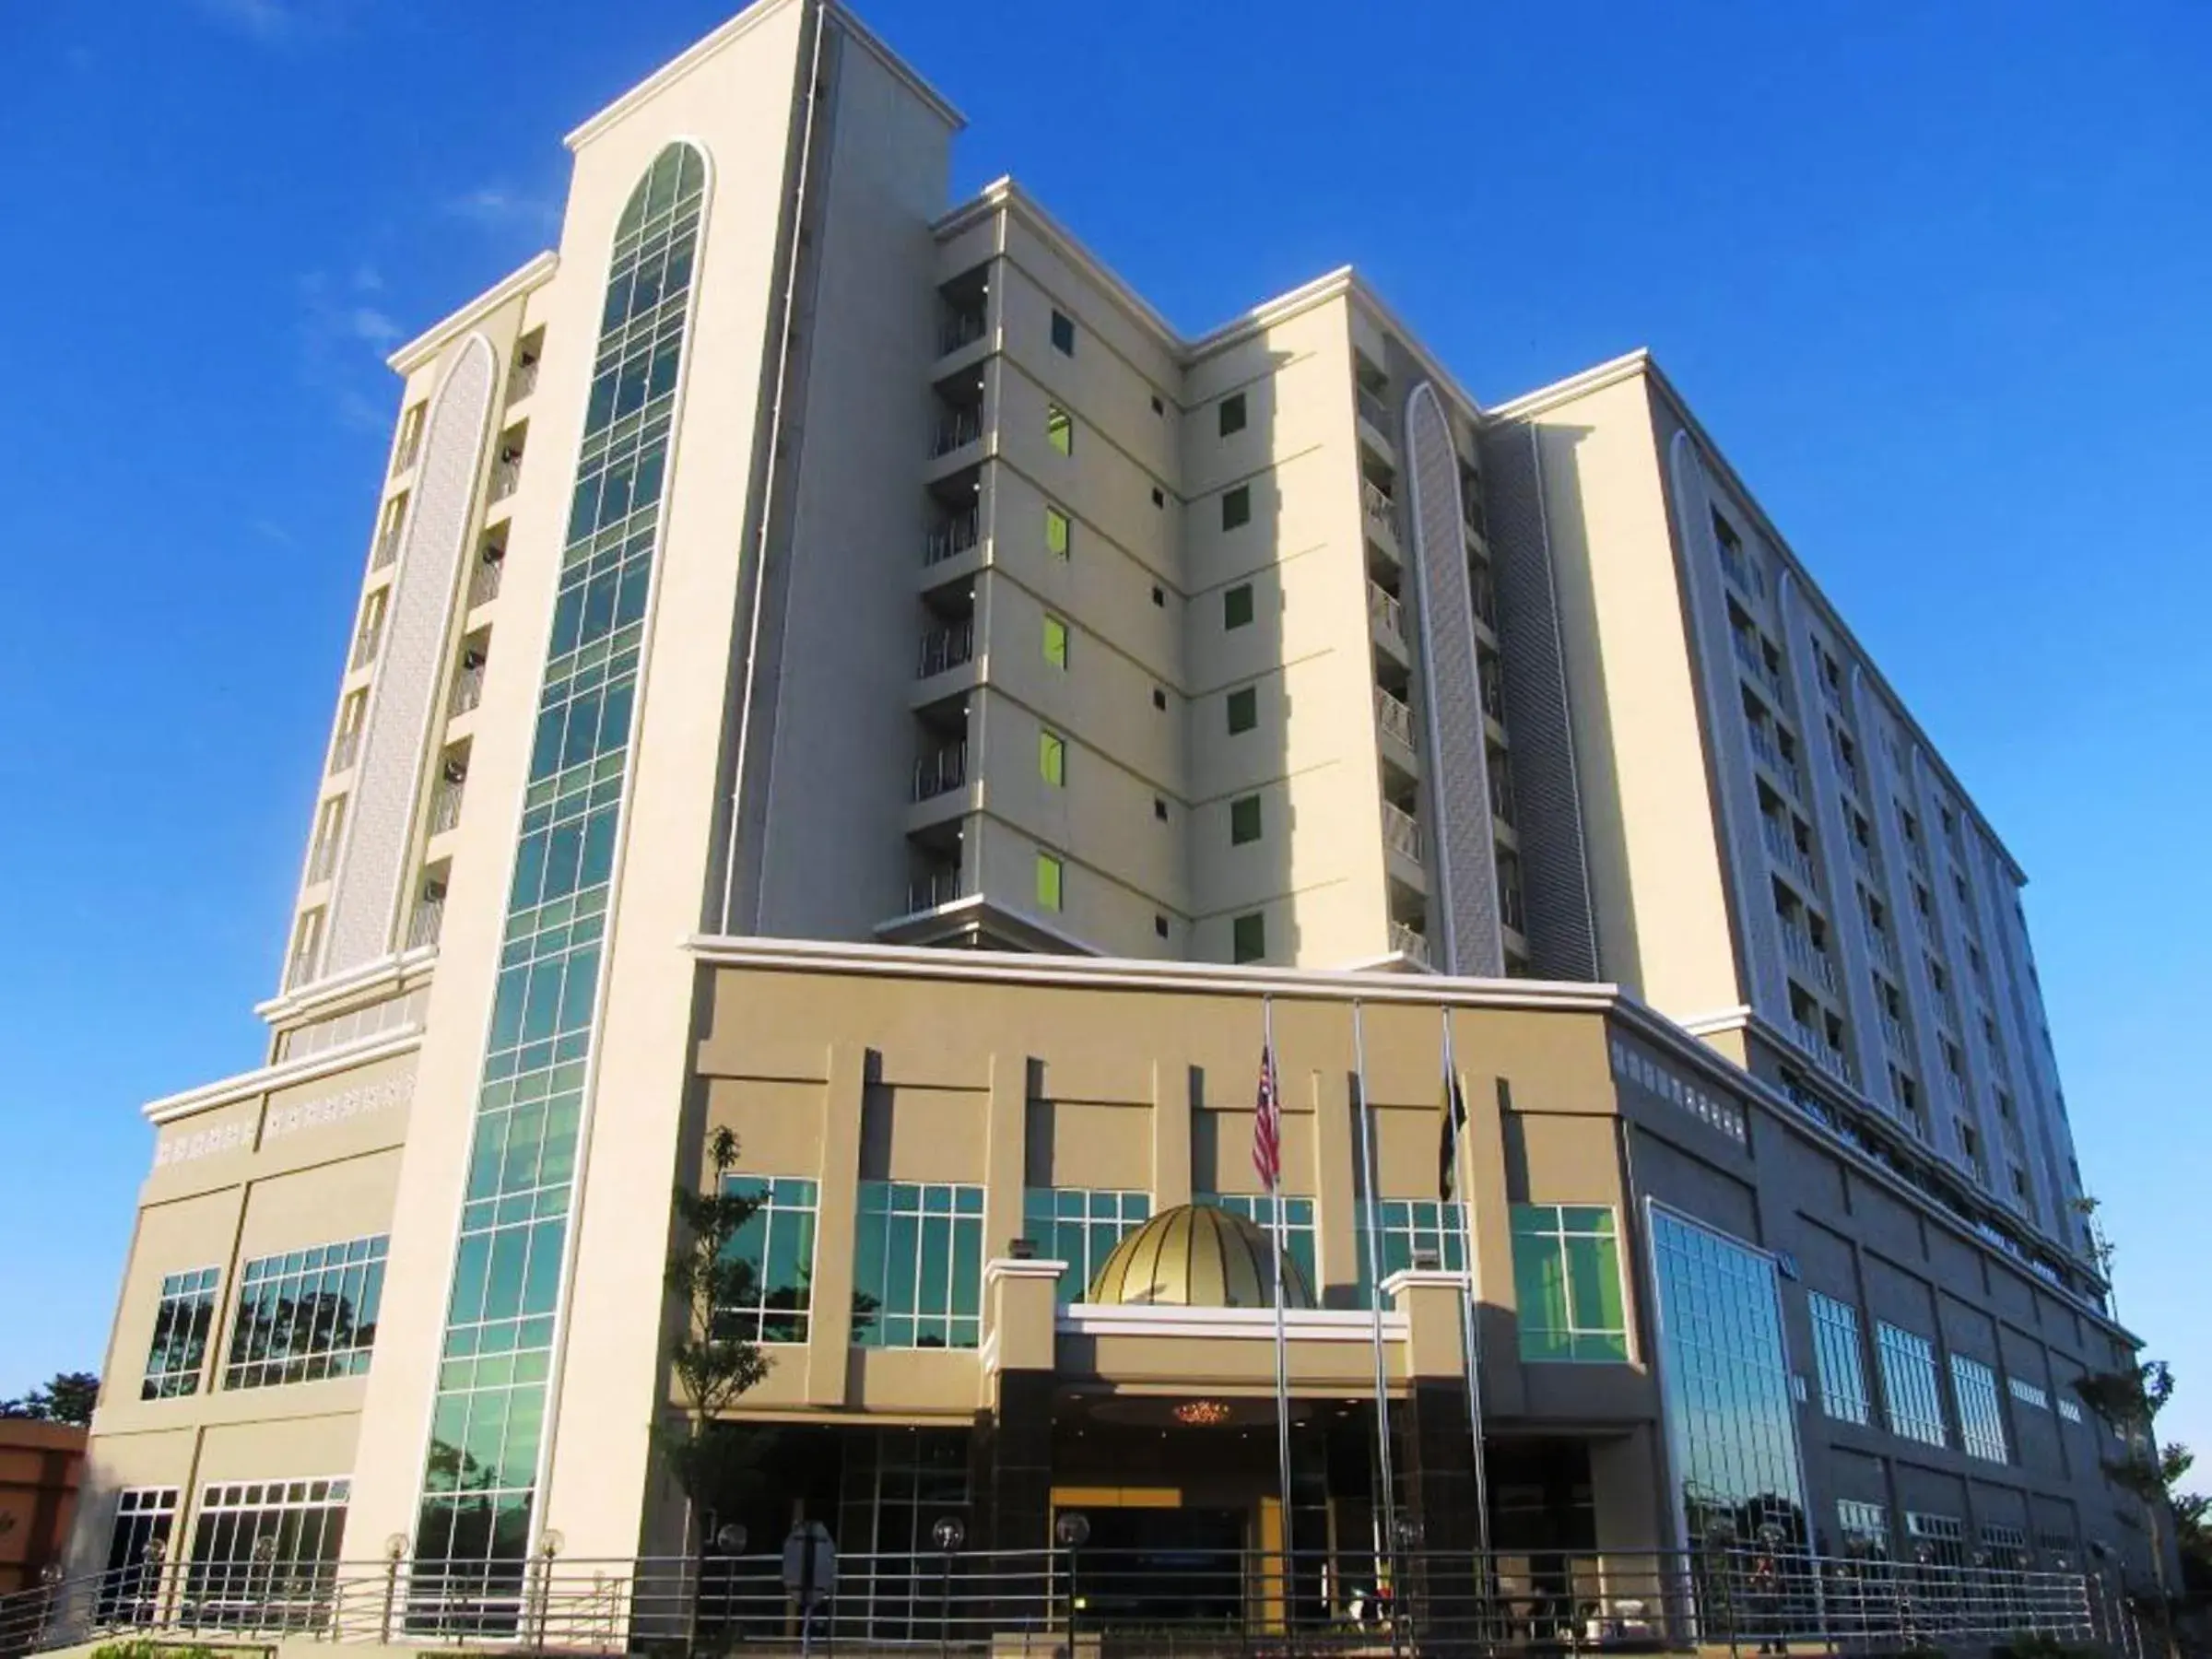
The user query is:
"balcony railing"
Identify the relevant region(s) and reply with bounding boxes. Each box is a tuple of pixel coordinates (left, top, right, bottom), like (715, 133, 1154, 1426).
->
(391, 428, 420, 477)
(508, 357, 539, 403)
(1361, 480, 1398, 542)
(1945, 1070, 1968, 1106)
(1374, 688, 1415, 749)
(1864, 917, 1898, 970)
(1881, 1011, 1910, 1055)
(306, 833, 340, 886)
(1388, 919, 1431, 968)
(468, 552, 504, 608)
(1488, 760, 1518, 827)
(907, 866, 962, 913)
(912, 741, 968, 802)
(1780, 923, 1838, 993)
(1356, 384, 1392, 434)
(450, 660, 487, 717)
(1733, 633, 1786, 701)
(1479, 663, 1507, 724)
(429, 778, 466, 836)
(285, 936, 321, 991)
(1718, 539, 1766, 599)
(924, 512, 980, 567)
(1820, 675, 1846, 714)
(349, 613, 384, 671)
(916, 618, 974, 678)
(929, 406, 982, 457)
(327, 726, 361, 776)
(490, 456, 522, 501)
(406, 894, 445, 950)
(937, 307, 986, 355)
(1381, 800, 1423, 863)
(1793, 1019, 1852, 1084)
(1746, 724, 1802, 797)
(1848, 833, 1874, 877)
(371, 522, 402, 571)
(1367, 582, 1405, 646)
(1469, 560, 1499, 629)
(1761, 818, 1817, 888)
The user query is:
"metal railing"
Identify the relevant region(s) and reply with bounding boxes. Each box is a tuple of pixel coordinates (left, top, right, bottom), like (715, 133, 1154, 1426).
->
(1881, 1010, 1911, 1055)
(1865, 915, 1899, 969)
(1360, 479, 1398, 542)
(371, 521, 402, 571)
(327, 725, 361, 776)
(917, 618, 974, 678)
(306, 831, 340, 886)
(391, 427, 420, 477)
(924, 511, 980, 566)
(1761, 818, 1818, 888)
(1746, 724, 1802, 797)
(508, 357, 539, 403)
(1470, 559, 1499, 629)
(1374, 688, 1414, 749)
(1733, 633, 1787, 701)
(1356, 383, 1392, 434)
(929, 406, 982, 457)
(1381, 799, 1423, 862)
(1780, 922, 1837, 993)
(406, 895, 444, 950)
(1389, 919, 1431, 968)
(430, 778, 466, 835)
(938, 307, 986, 355)
(348, 611, 384, 671)
(450, 659, 487, 716)
(1718, 538, 1765, 599)
(907, 867, 962, 913)
(469, 551, 505, 608)
(0, 1544, 2119, 1657)
(1367, 581, 1405, 644)
(490, 456, 522, 501)
(1794, 1018, 1853, 1084)
(912, 741, 968, 802)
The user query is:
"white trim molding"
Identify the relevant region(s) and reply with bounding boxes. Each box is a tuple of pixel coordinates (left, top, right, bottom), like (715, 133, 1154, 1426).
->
(141, 1027, 423, 1126)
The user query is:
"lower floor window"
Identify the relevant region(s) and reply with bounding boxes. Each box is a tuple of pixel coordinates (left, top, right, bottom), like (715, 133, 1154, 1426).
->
(1023, 1187, 1150, 1304)
(852, 1182, 984, 1349)
(225, 1236, 388, 1388)
(1904, 1511, 1966, 1569)
(184, 1477, 351, 1621)
(720, 1175, 819, 1343)
(1354, 1198, 1466, 1306)
(99, 1488, 178, 1623)
(1836, 1498, 1890, 1558)
(1510, 1204, 1630, 1361)
(1202, 1193, 1315, 1297)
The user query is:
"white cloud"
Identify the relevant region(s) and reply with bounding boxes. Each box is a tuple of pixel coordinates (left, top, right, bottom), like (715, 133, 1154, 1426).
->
(191, 0, 355, 46)
(298, 267, 402, 432)
(443, 184, 560, 238)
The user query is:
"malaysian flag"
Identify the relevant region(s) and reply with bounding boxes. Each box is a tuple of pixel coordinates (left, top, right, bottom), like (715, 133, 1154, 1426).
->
(1252, 1037, 1282, 1194)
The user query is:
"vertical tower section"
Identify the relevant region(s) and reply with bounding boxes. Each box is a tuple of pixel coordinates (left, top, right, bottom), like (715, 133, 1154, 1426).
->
(314, 339, 498, 982)
(411, 145, 708, 1576)
(1403, 382, 1504, 976)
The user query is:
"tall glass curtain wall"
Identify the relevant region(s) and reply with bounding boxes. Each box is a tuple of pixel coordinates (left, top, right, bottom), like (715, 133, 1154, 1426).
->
(1647, 1208, 1808, 1551)
(412, 145, 706, 1574)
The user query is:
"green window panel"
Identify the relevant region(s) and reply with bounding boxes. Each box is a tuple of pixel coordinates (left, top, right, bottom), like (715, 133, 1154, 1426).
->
(1022, 1188, 1150, 1305)
(1223, 582, 1254, 629)
(1509, 1204, 1629, 1362)
(719, 1177, 819, 1345)
(1221, 485, 1251, 531)
(1232, 912, 1266, 963)
(1045, 405, 1073, 455)
(1218, 392, 1247, 437)
(142, 1268, 219, 1401)
(1042, 615, 1069, 669)
(1202, 1193, 1314, 1295)
(1040, 730, 1066, 787)
(1230, 794, 1262, 845)
(1036, 853, 1064, 912)
(226, 1235, 388, 1389)
(1353, 1198, 1466, 1308)
(852, 1182, 985, 1349)
(1226, 686, 1257, 734)
(1045, 505, 1070, 559)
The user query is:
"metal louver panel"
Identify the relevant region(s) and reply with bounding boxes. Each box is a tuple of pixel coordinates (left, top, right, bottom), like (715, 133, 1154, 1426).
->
(1405, 382, 1502, 976)
(321, 334, 496, 978)
(1482, 421, 1599, 981)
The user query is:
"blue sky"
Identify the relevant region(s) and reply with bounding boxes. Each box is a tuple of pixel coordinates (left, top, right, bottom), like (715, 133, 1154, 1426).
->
(1, 0, 2206, 1464)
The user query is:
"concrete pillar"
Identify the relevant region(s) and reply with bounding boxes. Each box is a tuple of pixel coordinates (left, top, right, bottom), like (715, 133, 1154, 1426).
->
(975, 1258, 1063, 1559)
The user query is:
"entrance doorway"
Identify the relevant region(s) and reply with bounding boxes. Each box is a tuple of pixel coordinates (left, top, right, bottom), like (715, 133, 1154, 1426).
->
(1077, 1507, 1246, 1626)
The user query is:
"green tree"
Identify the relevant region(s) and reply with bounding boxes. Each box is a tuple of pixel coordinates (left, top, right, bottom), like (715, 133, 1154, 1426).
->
(2074, 1361, 2199, 1650)
(0, 1371, 100, 1425)
(660, 1128, 772, 1534)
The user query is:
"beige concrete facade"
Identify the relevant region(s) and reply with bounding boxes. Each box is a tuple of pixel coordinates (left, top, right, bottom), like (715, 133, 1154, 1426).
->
(69, 0, 2143, 1625)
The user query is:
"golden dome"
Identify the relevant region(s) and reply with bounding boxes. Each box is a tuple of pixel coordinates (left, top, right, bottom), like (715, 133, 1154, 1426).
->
(1086, 1203, 1315, 1310)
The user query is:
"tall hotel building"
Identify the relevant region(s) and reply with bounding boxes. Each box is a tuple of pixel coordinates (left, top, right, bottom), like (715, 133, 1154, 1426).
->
(68, 0, 2159, 1630)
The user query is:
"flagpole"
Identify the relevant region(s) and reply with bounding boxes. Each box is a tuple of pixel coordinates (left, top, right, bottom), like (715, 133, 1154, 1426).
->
(1350, 1001, 1399, 1589)
(1443, 1008, 1493, 1565)
(1263, 996, 1296, 1620)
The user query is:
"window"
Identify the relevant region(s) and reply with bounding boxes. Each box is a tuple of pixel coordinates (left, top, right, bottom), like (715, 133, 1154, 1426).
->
(1205, 1193, 1314, 1292)
(2057, 1395, 2085, 1425)
(719, 1176, 818, 1344)
(1221, 485, 1251, 531)
(1231, 912, 1266, 963)
(1152, 688, 1169, 712)
(2008, 1375, 2051, 1411)
(1837, 1499, 1890, 1558)
(1042, 615, 1069, 669)
(1151, 584, 1165, 606)
(1226, 686, 1257, 734)
(1223, 582, 1254, 629)
(1153, 796, 1168, 821)
(1154, 915, 1169, 938)
(1150, 486, 1165, 508)
(1050, 310, 1076, 356)
(1808, 1290, 1871, 1424)
(1904, 1512, 1966, 1570)
(1039, 730, 1066, 786)
(1218, 393, 1247, 436)
(852, 1182, 984, 1348)
(225, 1235, 389, 1389)
(1044, 505, 1071, 559)
(1355, 1198, 1465, 1307)
(1511, 1206, 1629, 1361)
(1036, 853, 1064, 912)
(186, 1477, 349, 1617)
(1230, 794, 1263, 845)
(143, 1267, 219, 1399)
(1045, 404, 1073, 455)
(1876, 1321, 1948, 1446)
(1023, 1188, 1150, 1304)
(99, 1488, 178, 1621)
(1951, 1353, 2009, 1463)
(1150, 394, 1164, 416)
